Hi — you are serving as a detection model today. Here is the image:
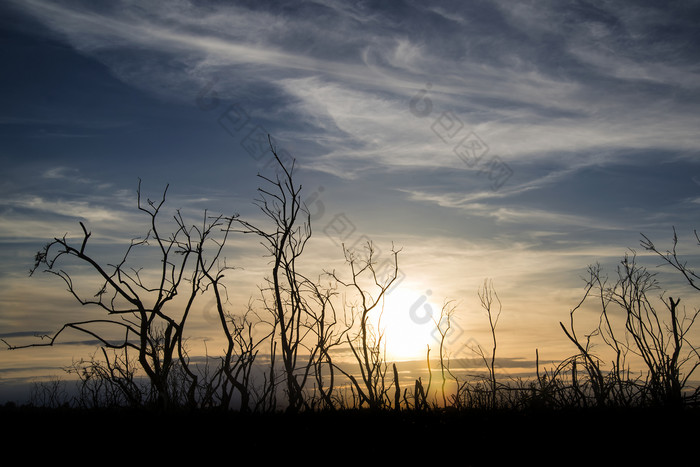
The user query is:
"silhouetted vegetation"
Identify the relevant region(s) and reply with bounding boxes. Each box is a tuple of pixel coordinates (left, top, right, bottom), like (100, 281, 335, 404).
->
(4, 138, 700, 426)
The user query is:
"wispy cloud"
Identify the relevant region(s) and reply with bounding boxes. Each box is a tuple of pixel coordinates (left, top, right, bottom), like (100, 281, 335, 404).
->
(10, 0, 700, 177)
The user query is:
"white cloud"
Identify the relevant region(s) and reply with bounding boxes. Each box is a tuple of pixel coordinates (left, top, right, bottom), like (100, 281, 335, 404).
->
(14, 0, 699, 179)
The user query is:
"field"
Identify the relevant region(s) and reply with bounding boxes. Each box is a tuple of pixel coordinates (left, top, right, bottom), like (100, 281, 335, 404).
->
(3, 403, 696, 464)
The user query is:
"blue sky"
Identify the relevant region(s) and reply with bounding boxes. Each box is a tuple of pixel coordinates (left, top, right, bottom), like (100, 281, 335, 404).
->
(2, 0, 700, 400)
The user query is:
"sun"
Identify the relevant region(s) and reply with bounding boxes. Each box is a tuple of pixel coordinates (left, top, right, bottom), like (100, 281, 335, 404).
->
(377, 289, 440, 362)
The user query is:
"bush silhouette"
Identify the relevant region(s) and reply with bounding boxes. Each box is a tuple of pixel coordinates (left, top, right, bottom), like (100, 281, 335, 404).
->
(5, 138, 700, 416)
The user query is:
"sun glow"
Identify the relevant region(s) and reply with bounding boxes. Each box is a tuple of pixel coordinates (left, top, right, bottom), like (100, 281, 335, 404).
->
(377, 289, 440, 362)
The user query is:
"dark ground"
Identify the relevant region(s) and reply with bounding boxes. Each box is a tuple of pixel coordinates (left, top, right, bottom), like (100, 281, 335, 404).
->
(2, 405, 695, 464)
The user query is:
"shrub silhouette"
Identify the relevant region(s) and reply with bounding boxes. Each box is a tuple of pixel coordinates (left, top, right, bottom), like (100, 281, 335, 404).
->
(5, 138, 700, 415)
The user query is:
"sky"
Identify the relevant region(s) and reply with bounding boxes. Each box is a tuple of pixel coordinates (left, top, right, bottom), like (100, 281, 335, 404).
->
(2, 0, 700, 403)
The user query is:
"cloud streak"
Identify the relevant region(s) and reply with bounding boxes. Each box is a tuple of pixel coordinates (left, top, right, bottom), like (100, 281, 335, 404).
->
(10, 0, 700, 176)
